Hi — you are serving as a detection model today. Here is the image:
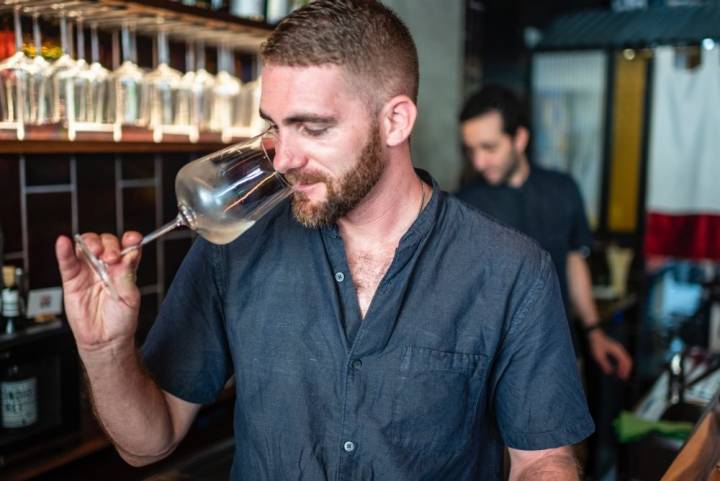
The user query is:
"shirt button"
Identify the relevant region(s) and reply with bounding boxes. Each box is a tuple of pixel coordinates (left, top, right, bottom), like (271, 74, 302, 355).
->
(352, 359, 362, 369)
(343, 441, 355, 452)
(335, 272, 345, 283)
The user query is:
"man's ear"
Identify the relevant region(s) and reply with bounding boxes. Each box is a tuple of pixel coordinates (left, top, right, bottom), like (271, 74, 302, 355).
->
(513, 126, 530, 155)
(380, 95, 417, 147)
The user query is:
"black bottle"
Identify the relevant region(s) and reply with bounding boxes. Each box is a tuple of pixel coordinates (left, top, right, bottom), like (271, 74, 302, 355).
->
(0, 362, 38, 429)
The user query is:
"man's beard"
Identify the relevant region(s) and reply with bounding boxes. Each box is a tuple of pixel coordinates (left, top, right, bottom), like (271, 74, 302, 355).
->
(494, 148, 522, 186)
(288, 123, 385, 228)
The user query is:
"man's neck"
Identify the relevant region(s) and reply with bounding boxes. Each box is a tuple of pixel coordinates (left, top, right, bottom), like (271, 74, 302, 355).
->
(506, 155, 531, 188)
(337, 156, 426, 250)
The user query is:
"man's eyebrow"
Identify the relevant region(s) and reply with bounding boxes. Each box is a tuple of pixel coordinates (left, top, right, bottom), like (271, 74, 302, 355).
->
(259, 110, 336, 126)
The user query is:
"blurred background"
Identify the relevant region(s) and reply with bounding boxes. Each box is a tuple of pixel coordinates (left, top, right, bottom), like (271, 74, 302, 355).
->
(1, 0, 720, 480)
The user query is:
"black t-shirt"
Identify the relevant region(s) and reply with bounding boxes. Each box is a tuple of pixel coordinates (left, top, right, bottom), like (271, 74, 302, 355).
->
(455, 165, 593, 307)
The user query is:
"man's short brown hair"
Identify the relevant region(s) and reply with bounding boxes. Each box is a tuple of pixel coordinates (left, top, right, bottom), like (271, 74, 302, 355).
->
(260, 0, 419, 109)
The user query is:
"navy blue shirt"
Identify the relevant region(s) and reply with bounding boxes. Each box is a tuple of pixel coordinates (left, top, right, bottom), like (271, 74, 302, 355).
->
(455, 166, 593, 307)
(142, 172, 593, 481)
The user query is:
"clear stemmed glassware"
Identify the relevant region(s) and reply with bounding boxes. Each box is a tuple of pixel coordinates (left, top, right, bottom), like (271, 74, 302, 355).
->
(26, 11, 50, 125)
(175, 39, 195, 128)
(83, 22, 111, 124)
(74, 131, 291, 300)
(177, 40, 215, 131)
(145, 26, 182, 131)
(190, 41, 215, 131)
(45, 12, 77, 124)
(110, 23, 147, 127)
(210, 44, 241, 134)
(0, 6, 28, 135)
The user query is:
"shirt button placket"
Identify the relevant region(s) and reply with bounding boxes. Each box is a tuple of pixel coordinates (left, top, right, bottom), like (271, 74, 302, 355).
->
(343, 440, 355, 453)
(335, 272, 345, 283)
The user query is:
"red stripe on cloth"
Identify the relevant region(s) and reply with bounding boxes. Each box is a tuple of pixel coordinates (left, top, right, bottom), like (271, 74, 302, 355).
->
(645, 213, 720, 260)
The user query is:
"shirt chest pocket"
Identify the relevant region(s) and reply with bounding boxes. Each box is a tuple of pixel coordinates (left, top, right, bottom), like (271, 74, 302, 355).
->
(389, 346, 488, 453)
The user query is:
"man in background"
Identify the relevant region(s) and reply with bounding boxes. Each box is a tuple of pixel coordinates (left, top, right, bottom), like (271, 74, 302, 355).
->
(456, 84, 633, 380)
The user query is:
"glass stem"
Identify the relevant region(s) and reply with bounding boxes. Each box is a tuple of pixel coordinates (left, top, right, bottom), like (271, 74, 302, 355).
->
(76, 18, 85, 62)
(13, 7, 22, 53)
(59, 16, 68, 56)
(91, 24, 100, 64)
(185, 40, 195, 72)
(197, 41, 206, 70)
(119, 213, 185, 256)
(157, 30, 169, 66)
(121, 24, 131, 63)
(32, 14, 41, 58)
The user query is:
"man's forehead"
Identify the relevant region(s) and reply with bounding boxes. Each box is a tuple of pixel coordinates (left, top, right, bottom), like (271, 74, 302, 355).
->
(260, 64, 362, 121)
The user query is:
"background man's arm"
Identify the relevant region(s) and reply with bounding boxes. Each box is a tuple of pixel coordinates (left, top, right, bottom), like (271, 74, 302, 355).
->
(566, 251, 632, 380)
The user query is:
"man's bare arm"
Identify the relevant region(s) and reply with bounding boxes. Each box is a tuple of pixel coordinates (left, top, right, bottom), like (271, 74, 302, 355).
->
(508, 446, 580, 481)
(82, 343, 202, 466)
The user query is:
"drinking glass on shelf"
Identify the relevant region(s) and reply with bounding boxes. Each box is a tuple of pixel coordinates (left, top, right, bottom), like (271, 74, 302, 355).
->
(26, 11, 50, 125)
(74, 131, 291, 300)
(178, 40, 214, 130)
(175, 39, 195, 127)
(110, 23, 147, 127)
(0, 6, 28, 128)
(210, 44, 241, 132)
(192, 41, 215, 130)
(145, 27, 182, 129)
(82, 23, 111, 124)
(69, 15, 91, 124)
(45, 12, 77, 124)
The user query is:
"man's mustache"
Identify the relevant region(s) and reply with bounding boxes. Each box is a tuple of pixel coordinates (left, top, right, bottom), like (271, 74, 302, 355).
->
(285, 170, 329, 186)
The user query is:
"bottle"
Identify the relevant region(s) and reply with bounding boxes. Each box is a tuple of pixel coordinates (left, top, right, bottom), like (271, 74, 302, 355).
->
(0, 362, 38, 429)
(2, 266, 21, 335)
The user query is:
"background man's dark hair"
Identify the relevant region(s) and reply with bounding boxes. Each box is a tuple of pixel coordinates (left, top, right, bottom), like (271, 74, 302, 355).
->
(459, 84, 530, 136)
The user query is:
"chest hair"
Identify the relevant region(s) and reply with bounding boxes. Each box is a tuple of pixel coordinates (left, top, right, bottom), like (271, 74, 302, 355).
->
(346, 246, 396, 318)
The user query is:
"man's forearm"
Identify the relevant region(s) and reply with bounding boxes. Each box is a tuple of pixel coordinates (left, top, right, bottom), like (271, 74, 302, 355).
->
(566, 252, 600, 328)
(512, 452, 580, 481)
(80, 342, 177, 465)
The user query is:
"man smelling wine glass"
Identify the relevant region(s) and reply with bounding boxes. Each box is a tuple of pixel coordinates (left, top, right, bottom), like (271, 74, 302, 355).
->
(55, 2, 594, 480)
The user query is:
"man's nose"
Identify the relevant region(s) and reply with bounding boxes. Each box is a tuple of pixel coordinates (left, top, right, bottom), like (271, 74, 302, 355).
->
(272, 136, 306, 174)
(472, 151, 489, 171)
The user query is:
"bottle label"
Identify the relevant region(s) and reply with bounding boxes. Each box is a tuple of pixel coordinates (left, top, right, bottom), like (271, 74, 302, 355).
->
(2, 288, 19, 317)
(1, 377, 38, 428)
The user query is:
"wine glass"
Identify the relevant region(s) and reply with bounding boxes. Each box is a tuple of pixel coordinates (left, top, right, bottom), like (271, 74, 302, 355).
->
(25, 11, 50, 125)
(210, 44, 241, 133)
(145, 26, 182, 130)
(0, 6, 28, 134)
(74, 131, 291, 300)
(46, 12, 77, 124)
(110, 23, 147, 127)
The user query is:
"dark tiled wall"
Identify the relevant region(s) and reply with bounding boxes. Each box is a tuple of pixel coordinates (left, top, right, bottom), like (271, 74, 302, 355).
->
(0, 152, 198, 342)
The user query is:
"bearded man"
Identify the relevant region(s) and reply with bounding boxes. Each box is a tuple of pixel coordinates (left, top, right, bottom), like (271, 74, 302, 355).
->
(55, 2, 593, 480)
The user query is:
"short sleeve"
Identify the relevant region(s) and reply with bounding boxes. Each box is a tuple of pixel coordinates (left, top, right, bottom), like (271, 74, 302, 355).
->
(492, 252, 594, 449)
(140, 238, 232, 405)
(567, 177, 593, 256)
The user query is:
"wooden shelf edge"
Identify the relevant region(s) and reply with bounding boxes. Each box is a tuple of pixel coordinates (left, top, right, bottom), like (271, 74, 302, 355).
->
(0, 126, 248, 154)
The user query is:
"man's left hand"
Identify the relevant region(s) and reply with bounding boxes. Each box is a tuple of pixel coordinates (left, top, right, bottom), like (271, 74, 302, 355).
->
(587, 330, 633, 380)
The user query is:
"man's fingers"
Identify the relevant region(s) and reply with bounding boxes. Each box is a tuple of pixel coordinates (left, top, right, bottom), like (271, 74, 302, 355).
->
(56, 235, 83, 283)
(121, 231, 143, 269)
(612, 346, 633, 380)
(594, 349, 613, 375)
(100, 233, 122, 264)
